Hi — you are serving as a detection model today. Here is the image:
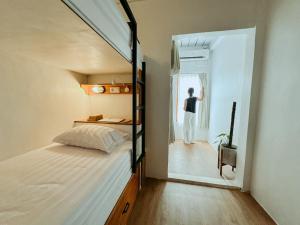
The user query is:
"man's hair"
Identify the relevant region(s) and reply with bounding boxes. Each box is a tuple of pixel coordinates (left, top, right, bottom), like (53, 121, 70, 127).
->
(188, 87, 194, 97)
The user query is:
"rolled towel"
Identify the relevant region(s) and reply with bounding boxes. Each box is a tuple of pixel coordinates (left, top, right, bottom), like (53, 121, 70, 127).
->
(87, 114, 103, 122)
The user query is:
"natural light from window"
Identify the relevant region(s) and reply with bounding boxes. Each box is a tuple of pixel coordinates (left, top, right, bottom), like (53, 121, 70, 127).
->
(177, 74, 202, 124)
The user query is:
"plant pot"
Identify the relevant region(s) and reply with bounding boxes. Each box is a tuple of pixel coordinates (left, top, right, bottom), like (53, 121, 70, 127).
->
(218, 144, 237, 176)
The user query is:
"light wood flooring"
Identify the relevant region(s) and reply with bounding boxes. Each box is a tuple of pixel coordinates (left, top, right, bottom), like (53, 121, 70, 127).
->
(169, 141, 235, 181)
(128, 179, 275, 225)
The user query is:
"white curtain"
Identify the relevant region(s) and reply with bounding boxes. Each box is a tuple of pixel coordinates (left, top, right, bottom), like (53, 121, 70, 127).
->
(175, 74, 207, 141)
(169, 41, 180, 143)
(171, 40, 180, 74)
(176, 74, 201, 125)
(198, 73, 209, 129)
(169, 76, 176, 144)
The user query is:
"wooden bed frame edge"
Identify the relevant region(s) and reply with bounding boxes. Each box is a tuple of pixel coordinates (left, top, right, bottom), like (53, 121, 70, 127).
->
(105, 159, 144, 225)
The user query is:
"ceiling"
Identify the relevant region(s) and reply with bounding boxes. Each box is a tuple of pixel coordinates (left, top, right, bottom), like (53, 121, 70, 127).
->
(174, 29, 252, 50)
(0, 0, 131, 74)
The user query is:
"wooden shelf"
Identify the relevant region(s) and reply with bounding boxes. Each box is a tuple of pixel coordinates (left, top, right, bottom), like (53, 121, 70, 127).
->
(81, 83, 139, 95)
(74, 120, 142, 126)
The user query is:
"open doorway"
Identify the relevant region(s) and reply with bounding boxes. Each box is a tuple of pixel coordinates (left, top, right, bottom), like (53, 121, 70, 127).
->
(168, 28, 256, 188)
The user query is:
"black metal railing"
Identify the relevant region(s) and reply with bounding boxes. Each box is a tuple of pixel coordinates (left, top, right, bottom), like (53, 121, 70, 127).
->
(119, 0, 145, 173)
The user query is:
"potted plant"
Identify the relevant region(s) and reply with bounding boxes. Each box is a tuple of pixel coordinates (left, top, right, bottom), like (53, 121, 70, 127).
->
(217, 102, 238, 175)
(215, 133, 229, 149)
(214, 133, 229, 168)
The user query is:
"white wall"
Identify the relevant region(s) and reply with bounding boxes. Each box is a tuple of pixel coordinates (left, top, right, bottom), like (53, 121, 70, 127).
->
(208, 31, 256, 188)
(88, 74, 131, 84)
(87, 74, 132, 119)
(0, 53, 89, 161)
(130, 0, 266, 179)
(208, 35, 248, 150)
(250, 0, 300, 224)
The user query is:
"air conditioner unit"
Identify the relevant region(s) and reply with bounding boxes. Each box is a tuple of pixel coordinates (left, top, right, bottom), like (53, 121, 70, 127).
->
(180, 49, 210, 61)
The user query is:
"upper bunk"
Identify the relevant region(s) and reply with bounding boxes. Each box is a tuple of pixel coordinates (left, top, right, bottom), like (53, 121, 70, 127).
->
(0, 0, 143, 75)
(63, 0, 143, 69)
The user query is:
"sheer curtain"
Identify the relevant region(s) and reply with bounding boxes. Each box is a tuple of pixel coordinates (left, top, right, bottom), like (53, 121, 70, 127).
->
(198, 73, 209, 129)
(169, 40, 180, 144)
(174, 74, 200, 140)
(171, 40, 180, 74)
(176, 75, 201, 125)
(173, 73, 209, 141)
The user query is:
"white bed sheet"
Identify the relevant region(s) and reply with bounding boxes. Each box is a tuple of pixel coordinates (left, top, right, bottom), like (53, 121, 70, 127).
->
(0, 141, 132, 225)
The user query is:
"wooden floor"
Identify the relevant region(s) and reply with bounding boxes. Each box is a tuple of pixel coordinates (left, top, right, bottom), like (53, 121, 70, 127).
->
(169, 141, 235, 180)
(128, 179, 275, 225)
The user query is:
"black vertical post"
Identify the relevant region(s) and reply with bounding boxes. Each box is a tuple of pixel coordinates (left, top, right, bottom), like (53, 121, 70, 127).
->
(142, 62, 146, 156)
(228, 101, 236, 147)
(131, 23, 137, 173)
(120, 0, 138, 173)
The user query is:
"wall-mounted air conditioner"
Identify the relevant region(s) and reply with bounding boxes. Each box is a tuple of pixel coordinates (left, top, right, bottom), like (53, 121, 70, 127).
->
(180, 49, 210, 61)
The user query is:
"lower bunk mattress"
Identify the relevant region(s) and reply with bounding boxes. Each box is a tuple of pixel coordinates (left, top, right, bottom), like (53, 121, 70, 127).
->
(0, 142, 133, 225)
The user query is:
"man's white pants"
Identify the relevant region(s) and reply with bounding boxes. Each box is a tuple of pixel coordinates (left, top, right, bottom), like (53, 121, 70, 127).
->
(183, 111, 196, 144)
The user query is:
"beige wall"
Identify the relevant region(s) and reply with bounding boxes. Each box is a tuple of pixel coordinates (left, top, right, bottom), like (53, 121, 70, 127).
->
(250, 0, 300, 224)
(130, 0, 265, 179)
(0, 53, 89, 161)
(88, 74, 132, 84)
(87, 74, 132, 119)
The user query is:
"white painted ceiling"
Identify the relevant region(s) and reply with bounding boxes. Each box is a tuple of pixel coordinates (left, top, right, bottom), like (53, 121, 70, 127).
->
(174, 29, 251, 50)
(0, 0, 131, 74)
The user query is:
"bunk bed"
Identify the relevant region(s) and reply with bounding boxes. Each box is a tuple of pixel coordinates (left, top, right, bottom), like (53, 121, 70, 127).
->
(62, 0, 146, 173)
(0, 0, 145, 225)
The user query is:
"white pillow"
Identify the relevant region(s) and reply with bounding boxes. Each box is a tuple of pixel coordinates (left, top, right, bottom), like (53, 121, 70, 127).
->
(53, 125, 129, 153)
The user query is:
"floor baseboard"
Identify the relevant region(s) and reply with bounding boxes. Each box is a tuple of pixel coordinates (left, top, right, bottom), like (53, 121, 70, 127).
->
(168, 173, 241, 190)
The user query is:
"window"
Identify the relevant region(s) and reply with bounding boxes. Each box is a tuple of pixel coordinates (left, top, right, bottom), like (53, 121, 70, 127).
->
(176, 74, 202, 124)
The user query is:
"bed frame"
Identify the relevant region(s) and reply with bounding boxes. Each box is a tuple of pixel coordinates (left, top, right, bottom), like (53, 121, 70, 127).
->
(106, 2, 146, 223)
(63, 0, 146, 224)
(105, 163, 141, 225)
(119, 0, 146, 174)
(107, 1, 146, 222)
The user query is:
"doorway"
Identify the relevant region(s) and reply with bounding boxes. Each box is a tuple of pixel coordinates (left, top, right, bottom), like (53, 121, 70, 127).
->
(168, 28, 256, 188)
